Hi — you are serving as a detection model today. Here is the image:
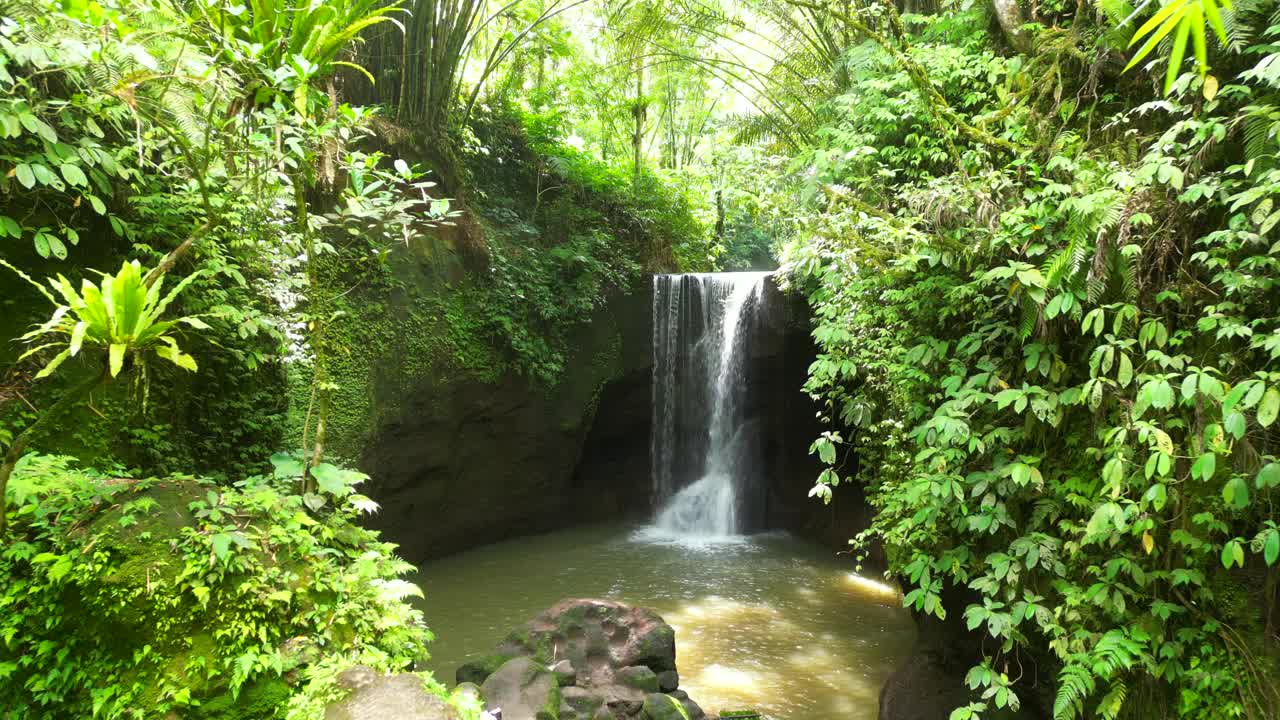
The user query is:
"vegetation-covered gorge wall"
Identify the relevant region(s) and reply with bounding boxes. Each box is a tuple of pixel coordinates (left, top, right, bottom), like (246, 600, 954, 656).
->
(303, 106, 706, 561)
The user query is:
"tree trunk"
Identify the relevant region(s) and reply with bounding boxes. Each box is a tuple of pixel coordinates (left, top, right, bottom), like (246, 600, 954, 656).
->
(631, 62, 646, 189)
(715, 188, 725, 243)
(992, 0, 1032, 54)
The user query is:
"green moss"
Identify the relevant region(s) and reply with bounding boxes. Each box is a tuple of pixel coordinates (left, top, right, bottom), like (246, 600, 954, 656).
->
(456, 654, 513, 685)
(537, 683, 562, 720)
(618, 667, 660, 692)
(195, 679, 292, 720)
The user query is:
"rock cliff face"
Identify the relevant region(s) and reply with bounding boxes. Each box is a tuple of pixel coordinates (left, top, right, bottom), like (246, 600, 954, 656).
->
(355, 272, 875, 563)
(357, 282, 654, 563)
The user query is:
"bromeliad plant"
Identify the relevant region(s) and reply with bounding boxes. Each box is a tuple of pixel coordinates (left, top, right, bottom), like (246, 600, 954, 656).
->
(189, 0, 406, 113)
(0, 259, 207, 534)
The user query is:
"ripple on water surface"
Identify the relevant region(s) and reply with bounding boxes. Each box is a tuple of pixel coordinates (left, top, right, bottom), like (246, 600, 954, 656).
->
(413, 524, 916, 720)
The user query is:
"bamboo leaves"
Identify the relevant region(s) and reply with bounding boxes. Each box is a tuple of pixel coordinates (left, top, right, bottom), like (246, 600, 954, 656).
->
(1124, 0, 1233, 93)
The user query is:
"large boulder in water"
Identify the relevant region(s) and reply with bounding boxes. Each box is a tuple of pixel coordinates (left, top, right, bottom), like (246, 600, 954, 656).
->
(463, 599, 705, 720)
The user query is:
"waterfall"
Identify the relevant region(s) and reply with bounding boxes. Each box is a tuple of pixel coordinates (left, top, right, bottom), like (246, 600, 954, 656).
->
(649, 272, 770, 537)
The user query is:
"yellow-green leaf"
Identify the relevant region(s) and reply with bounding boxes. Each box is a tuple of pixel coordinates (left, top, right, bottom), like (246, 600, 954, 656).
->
(109, 343, 126, 377)
(68, 321, 87, 356)
(34, 349, 71, 380)
(1258, 387, 1280, 427)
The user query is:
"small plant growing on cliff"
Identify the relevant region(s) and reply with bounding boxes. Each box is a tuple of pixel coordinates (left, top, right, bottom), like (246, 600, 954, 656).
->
(0, 260, 206, 534)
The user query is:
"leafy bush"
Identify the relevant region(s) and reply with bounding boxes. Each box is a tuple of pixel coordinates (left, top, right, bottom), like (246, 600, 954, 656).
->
(787, 7, 1280, 720)
(0, 454, 443, 719)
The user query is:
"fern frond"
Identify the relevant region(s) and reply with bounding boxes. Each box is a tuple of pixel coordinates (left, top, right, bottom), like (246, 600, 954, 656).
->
(1054, 660, 1096, 720)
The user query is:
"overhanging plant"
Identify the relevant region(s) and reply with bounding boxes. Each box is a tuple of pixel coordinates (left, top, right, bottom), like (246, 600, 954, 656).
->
(0, 259, 207, 534)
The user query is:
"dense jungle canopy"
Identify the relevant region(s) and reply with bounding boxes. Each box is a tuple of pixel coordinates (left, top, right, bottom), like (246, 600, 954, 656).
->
(0, 0, 1278, 718)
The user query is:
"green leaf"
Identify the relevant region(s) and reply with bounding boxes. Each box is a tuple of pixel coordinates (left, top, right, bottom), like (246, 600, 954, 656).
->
(1265, 531, 1280, 566)
(270, 452, 304, 479)
(68, 321, 87, 356)
(1222, 477, 1249, 510)
(1126, 5, 1187, 72)
(60, 163, 87, 187)
(1130, 0, 1193, 48)
(34, 349, 71, 380)
(1191, 452, 1216, 480)
(1221, 539, 1244, 568)
(1165, 12, 1193, 94)
(33, 232, 50, 258)
(48, 555, 74, 582)
(108, 343, 126, 377)
(15, 163, 35, 189)
(1224, 411, 1246, 439)
(1145, 482, 1168, 511)
(1258, 388, 1279, 427)
(310, 463, 348, 495)
(211, 533, 233, 563)
(1256, 463, 1280, 489)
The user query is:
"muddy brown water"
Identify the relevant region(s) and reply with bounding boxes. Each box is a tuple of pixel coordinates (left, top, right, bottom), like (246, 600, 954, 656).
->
(413, 524, 916, 720)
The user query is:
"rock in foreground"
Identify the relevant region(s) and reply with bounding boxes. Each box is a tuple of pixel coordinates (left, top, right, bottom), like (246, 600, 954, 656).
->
(461, 598, 706, 720)
(326, 666, 461, 720)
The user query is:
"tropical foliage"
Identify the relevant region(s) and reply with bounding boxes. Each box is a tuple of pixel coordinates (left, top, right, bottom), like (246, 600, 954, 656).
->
(0, 453, 440, 720)
(3, 0, 1279, 717)
(785, 3, 1280, 719)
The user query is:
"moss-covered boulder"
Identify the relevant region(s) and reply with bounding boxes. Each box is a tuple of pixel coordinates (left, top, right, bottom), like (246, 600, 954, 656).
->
(468, 599, 702, 720)
(456, 654, 514, 686)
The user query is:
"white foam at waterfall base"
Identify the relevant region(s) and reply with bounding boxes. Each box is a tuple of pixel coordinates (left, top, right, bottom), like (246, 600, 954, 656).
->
(644, 271, 769, 544)
(633, 474, 748, 547)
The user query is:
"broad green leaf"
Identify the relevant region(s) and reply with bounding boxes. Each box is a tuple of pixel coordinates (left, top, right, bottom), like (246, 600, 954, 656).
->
(47, 555, 74, 582)
(15, 163, 35, 189)
(1144, 482, 1168, 511)
(1221, 539, 1245, 569)
(1256, 463, 1280, 489)
(310, 463, 348, 495)
(1191, 452, 1216, 481)
(1222, 476, 1249, 510)
(34, 349, 71, 380)
(1166, 16, 1192, 95)
(270, 452, 304, 479)
(1130, 0, 1194, 48)
(1126, 7, 1187, 72)
(1258, 388, 1280, 427)
(60, 163, 87, 187)
(1224, 411, 1246, 439)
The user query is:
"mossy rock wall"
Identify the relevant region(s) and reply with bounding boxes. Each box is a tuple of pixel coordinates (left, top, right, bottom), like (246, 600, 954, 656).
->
(298, 228, 654, 562)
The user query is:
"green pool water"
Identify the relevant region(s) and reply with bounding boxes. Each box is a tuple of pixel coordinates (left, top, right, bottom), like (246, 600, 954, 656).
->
(413, 524, 916, 720)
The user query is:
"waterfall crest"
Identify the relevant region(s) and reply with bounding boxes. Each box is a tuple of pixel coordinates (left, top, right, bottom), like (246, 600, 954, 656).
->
(649, 272, 770, 538)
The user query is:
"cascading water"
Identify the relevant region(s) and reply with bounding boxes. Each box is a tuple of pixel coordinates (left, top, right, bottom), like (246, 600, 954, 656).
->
(649, 272, 770, 537)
